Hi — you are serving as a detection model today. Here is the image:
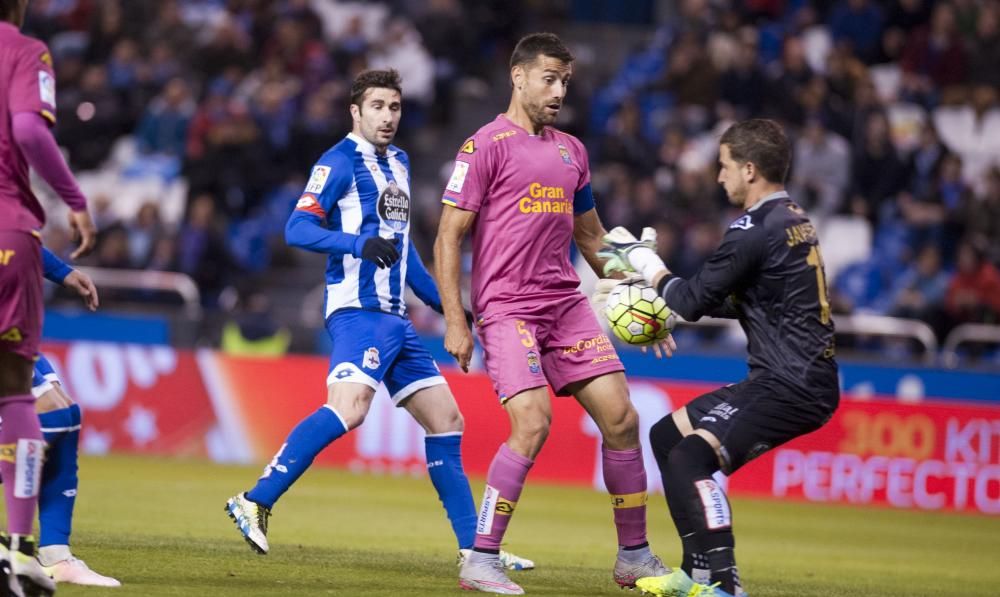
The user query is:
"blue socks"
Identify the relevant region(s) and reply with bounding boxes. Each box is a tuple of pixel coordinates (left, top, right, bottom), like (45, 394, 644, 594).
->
(38, 405, 81, 547)
(425, 433, 476, 549)
(247, 406, 348, 509)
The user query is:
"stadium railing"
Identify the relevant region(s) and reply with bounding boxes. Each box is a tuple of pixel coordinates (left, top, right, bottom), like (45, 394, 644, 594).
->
(75, 267, 203, 319)
(942, 323, 1000, 368)
(675, 313, 940, 364)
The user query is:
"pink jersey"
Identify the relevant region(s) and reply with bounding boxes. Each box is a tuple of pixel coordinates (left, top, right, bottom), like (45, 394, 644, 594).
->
(0, 22, 57, 232)
(442, 114, 594, 319)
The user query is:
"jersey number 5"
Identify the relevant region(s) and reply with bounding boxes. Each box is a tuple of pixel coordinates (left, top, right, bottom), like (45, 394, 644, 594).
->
(515, 320, 535, 348)
(806, 246, 831, 325)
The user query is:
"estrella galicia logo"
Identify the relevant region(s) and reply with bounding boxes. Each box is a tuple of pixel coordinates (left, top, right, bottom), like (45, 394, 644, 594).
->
(377, 181, 410, 232)
(526, 350, 541, 374)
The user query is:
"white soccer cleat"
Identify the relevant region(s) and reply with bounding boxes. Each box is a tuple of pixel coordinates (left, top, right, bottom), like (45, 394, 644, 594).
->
(458, 550, 525, 594)
(225, 493, 271, 554)
(44, 556, 121, 587)
(458, 549, 535, 571)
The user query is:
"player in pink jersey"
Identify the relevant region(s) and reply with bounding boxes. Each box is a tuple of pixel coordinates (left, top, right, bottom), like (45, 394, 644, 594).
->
(1, 1, 96, 594)
(434, 33, 674, 595)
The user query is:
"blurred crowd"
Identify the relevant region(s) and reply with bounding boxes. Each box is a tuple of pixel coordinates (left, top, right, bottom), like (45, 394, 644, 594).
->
(29, 0, 517, 305)
(27, 0, 1000, 350)
(586, 0, 1000, 341)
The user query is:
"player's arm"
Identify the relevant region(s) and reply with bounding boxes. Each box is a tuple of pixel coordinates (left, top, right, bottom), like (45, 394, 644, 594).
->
(572, 203, 624, 279)
(284, 157, 399, 267)
(655, 228, 765, 322)
(434, 205, 477, 372)
(42, 247, 99, 311)
(9, 44, 95, 258)
(405, 238, 443, 312)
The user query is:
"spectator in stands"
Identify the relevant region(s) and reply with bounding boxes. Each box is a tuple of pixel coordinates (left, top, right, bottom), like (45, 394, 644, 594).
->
(602, 100, 656, 173)
(125, 202, 164, 269)
(945, 238, 1000, 327)
(884, 0, 932, 35)
(886, 244, 951, 330)
(136, 77, 195, 158)
(967, 1, 1000, 90)
(56, 65, 125, 170)
(789, 117, 851, 220)
(658, 31, 719, 127)
(289, 88, 345, 175)
(849, 110, 905, 224)
(903, 124, 946, 200)
(899, 152, 970, 253)
(718, 31, 767, 119)
(829, 0, 885, 64)
(766, 35, 814, 126)
(900, 1, 968, 103)
(94, 225, 132, 270)
(177, 194, 235, 306)
(961, 167, 1000, 264)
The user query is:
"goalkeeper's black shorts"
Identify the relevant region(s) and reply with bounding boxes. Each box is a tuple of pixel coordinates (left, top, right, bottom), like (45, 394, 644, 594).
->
(683, 372, 839, 474)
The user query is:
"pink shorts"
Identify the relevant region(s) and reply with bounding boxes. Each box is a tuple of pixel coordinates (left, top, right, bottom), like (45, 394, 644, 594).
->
(0, 231, 43, 361)
(478, 293, 624, 402)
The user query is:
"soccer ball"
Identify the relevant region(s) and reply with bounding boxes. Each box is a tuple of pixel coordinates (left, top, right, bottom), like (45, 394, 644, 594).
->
(604, 279, 675, 346)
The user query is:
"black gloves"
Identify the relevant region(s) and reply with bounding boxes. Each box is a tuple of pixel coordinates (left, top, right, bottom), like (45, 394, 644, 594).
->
(360, 236, 399, 269)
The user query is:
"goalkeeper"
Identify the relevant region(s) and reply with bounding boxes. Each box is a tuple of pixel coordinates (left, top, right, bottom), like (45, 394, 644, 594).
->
(597, 119, 840, 597)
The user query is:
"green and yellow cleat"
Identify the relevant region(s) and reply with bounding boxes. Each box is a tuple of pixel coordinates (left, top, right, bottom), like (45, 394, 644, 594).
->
(635, 569, 735, 597)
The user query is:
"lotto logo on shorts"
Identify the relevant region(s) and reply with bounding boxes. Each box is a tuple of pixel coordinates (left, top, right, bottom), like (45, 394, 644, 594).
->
(526, 351, 540, 374)
(695, 479, 731, 530)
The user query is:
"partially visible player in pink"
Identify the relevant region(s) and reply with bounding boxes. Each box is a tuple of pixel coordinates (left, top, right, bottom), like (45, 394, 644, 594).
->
(434, 32, 675, 595)
(1, 1, 96, 594)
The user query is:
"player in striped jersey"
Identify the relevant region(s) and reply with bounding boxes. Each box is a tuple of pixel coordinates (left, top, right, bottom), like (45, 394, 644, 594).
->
(25, 248, 119, 587)
(224, 69, 532, 575)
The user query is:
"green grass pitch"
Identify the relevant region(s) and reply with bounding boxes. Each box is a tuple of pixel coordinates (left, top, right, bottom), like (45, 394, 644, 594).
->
(11, 455, 998, 596)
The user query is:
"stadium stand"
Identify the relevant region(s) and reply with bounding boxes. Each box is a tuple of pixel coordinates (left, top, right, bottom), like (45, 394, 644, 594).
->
(25, 0, 1000, 366)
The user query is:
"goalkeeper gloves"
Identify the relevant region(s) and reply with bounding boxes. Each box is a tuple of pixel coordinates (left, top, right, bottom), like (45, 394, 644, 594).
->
(597, 226, 667, 284)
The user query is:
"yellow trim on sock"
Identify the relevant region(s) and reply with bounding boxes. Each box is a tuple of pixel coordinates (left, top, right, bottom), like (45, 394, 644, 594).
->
(611, 491, 648, 508)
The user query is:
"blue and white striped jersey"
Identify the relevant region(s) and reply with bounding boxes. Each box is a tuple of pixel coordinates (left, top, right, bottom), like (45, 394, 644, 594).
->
(285, 133, 441, 321)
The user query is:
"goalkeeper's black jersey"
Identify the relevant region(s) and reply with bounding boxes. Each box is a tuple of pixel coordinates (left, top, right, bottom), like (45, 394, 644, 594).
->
(659, 190, 838, 396)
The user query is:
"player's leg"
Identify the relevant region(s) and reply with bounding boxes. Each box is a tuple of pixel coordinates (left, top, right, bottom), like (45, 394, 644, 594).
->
(30, 357, 121, 587)
(226, 310, 403, 554)
(644, 379, 833, 597)
(567, 372, 671, 589)
(649, 390, 729, 586)
(457, 386, 548, 595)
(393, 326, 535, 572)
(0, 231, 55, 596)
(541, 293, 668, 588)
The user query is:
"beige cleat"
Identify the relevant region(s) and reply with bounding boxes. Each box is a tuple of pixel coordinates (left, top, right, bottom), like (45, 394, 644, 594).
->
(458, 550, 525, 594)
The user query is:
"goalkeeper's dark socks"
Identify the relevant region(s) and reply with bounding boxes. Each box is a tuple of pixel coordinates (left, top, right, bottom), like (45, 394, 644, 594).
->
(680, 533, 711, 584)
(706, 545, 743, 596)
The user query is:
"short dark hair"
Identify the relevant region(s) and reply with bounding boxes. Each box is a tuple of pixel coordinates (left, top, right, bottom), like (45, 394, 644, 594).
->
(510, 32, 574, 70)
(350, 69, 402, 108)
(719, 119, 791, 183)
